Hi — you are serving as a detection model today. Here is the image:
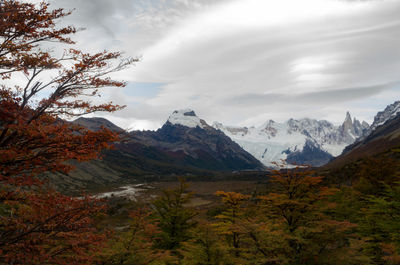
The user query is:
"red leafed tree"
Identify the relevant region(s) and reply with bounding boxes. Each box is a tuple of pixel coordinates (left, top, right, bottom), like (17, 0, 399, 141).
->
(0, 191, 107, 264)
(0, 1, 136, 263)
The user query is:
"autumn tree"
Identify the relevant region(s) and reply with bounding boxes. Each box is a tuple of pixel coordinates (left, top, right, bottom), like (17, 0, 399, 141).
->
(0, 0, 135, 184)
(214, 191, 250, 261)
(100, 208, 171, 265)
(355, 157, 399, 196)
(329, 150, 400, 264)
(0, 190, 106, 264)
(358, 182, 400, 264)
(180, 222, 227, 265)
(257, 165, 367, 264)
(152, 179, 197, 256)
(0, 1, 135, 263)
(349, 152, 400, 264)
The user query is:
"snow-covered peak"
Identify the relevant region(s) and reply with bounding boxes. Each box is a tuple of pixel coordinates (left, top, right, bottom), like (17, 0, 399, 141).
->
(256, 119, 274, 130)
(213, 112, 366, 167)
(369, 101, 400, 131)
(167, 109, 206, 128)
(286, 118, 334, 133)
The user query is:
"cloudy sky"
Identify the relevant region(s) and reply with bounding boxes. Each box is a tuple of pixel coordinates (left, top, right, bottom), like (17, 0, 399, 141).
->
(48, 0, 400, 130)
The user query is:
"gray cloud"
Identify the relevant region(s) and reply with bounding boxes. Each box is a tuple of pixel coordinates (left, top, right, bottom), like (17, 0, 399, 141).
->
(46, 0, 400, 129)
(225, 82, 396, 106)
(50, 0, 229, 53)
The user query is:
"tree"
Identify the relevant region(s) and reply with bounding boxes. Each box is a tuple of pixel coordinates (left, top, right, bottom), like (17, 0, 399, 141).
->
(100, 208, 171, 265)
(0, 190, 106, 264)
(0, 0, 135, 184)
(0, 1, 135, 263)
(214, 191, 250, 261)
(257, 165, 366, 264)
(354, 153, 400, 264)
(180, 222, 227, 265)
(152, 179, 197, 254)
(355, 157, 399, 196)
(334, 151, 400, 263)
(359, 182, 400, 264)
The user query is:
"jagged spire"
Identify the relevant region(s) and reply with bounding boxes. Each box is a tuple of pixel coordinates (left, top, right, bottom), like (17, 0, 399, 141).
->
(345, 111, 352, 123)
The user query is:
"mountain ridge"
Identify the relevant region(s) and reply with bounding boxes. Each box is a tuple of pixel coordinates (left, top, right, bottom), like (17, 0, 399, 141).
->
(326, 101, 400, 169)
(214, 112, 369, 167)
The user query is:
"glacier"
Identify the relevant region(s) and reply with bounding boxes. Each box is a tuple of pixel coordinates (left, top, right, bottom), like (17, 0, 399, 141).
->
(213, 113, 369, 167)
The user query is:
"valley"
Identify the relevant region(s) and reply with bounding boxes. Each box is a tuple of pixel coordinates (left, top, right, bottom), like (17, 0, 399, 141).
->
(2, 2, 399, 262)
(52, 101, 400, 196)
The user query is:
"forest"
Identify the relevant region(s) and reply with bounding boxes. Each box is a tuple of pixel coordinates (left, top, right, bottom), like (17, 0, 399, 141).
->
(0, 1, 399, 264)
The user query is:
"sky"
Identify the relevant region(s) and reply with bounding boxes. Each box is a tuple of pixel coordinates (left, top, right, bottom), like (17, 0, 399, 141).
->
(45, 0, 400, 130)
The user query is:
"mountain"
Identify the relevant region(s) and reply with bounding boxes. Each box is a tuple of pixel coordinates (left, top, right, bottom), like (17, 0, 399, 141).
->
(214, 112, 369, 167)
(124, 109, 265, 171)
(72, 117, 124, 132)
(56, 110, 264, 191)
(364, 100, 400, 135)
(326, 101, 400, 168)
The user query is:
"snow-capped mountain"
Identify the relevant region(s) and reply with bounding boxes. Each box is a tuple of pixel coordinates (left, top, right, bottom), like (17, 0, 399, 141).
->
(214, 113, 369, 167)
(329, 100, 400, 169)
(126, 109, 265, 171)
(367, 100, 400, 134)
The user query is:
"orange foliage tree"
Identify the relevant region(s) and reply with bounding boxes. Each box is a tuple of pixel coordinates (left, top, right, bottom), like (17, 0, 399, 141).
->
(257, 165, 365, 264)
(0, 1, 135, 263)
(214, 191, 250, 260)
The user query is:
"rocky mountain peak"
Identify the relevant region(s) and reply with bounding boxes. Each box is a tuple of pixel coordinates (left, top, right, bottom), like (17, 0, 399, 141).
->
(368, 100, 400, 133)
(339, 111, 368, 142)
(342, 111, 353, 132)
(345, 111, 352, 123)
(182, 110, 196, 116)
(167, 109, 207, 129)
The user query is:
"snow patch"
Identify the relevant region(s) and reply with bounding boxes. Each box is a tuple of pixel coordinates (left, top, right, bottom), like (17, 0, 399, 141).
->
(167, 109, 205, 128)
(373, 101, 400, 129)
